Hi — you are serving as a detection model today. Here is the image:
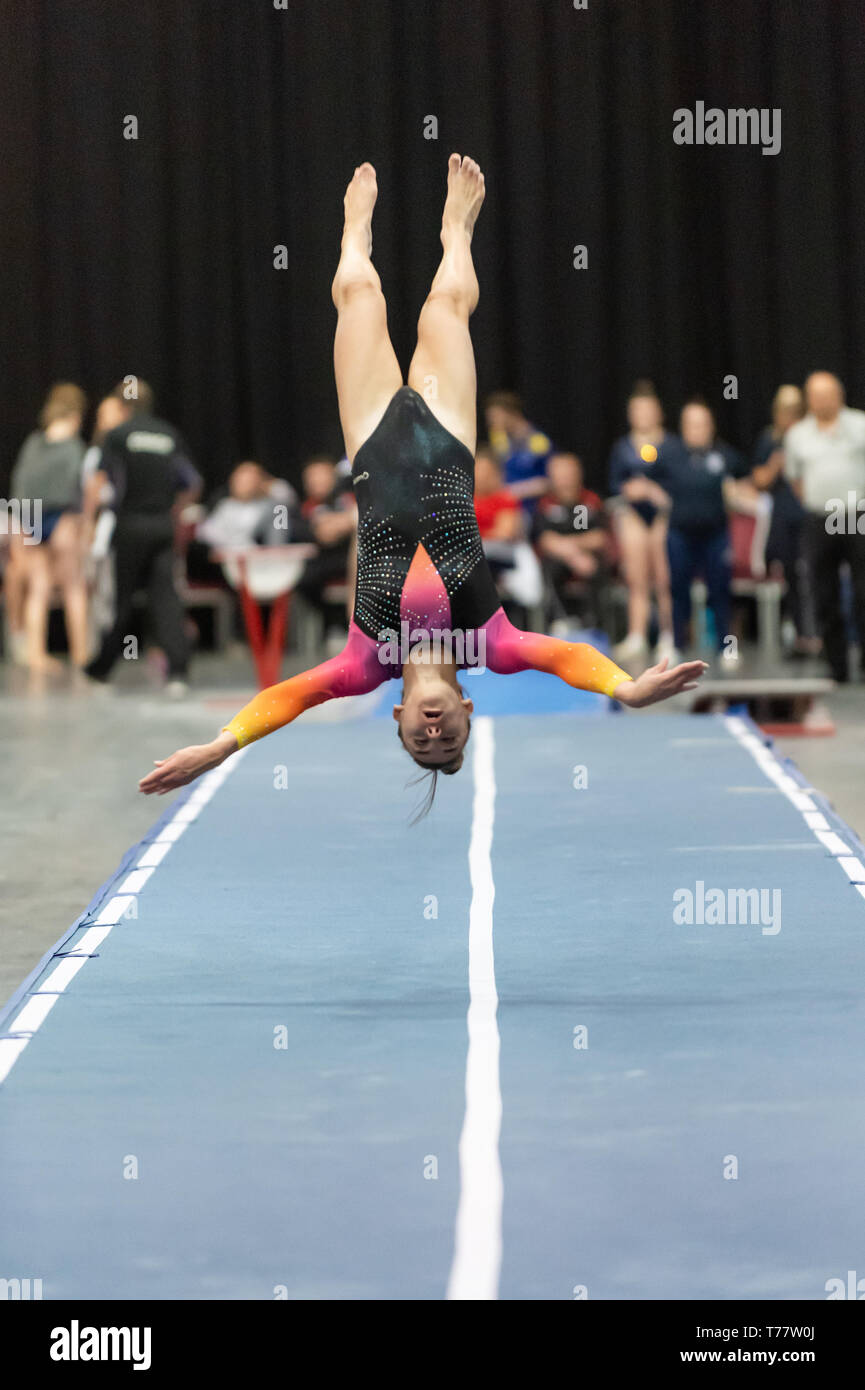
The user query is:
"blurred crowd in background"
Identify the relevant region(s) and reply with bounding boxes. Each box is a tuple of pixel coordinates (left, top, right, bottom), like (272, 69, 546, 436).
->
(2, 371, 864, 692)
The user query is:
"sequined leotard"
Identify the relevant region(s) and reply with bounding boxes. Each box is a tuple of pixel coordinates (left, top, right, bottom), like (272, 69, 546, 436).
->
(224, 387, 631, 747)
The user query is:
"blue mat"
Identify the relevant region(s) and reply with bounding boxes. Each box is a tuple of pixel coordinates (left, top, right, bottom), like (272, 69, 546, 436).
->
(370, 628, 615, 717)
(1, 708, 863, 1300)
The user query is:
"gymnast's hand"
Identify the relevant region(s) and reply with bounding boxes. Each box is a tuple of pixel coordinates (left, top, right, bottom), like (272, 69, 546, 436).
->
(139, 732, 238, 795)
(612, 657, 708, 708)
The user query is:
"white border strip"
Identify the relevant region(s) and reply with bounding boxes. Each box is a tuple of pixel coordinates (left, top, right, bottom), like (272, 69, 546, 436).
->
(0, 750, 248, 1086)
(447, 717, 503, 1301)
(725, 716, 865, 902)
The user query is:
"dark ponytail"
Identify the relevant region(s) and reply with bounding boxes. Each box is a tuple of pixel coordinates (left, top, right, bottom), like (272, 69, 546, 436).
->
(397, 683, 471, 824)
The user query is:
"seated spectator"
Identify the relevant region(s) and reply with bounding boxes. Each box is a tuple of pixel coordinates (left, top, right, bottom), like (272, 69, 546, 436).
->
(197, 462, 299, 550)
(295, 455, 357, 634)
(484, 390, 553, 510)
(473, 446, 543, 611)
(607, 382, 680, 663)
(9, 382, 91, 671)
(532, 452, 610, 629)
(664, 399, 748, 658)
(751, 385, 812, 654)
(473, 445, 521, 540)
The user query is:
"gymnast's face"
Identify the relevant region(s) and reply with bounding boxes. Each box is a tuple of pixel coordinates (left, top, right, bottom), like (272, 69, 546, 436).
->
(393, 684, 474, 766)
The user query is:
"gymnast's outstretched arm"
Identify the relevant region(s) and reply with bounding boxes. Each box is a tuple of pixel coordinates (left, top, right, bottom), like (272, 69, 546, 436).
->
(139, 625, 387, 794)
(482, 610, 706, 707)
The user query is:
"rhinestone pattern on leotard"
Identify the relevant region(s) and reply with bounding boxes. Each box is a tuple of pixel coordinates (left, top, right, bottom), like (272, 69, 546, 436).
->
(350, 387, 500, 642)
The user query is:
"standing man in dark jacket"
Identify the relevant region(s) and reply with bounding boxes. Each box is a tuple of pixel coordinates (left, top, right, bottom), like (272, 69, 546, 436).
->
(663, 400, 748, 657)
(85, 380, 202, 692)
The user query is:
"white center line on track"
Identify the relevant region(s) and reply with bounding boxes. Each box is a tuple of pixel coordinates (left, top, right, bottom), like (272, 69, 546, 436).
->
(447, 716, 503, 1302)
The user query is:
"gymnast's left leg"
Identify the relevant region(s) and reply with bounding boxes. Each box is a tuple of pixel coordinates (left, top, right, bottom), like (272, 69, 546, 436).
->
(395, 156, 485, 772)
(407, 153, 485, 453)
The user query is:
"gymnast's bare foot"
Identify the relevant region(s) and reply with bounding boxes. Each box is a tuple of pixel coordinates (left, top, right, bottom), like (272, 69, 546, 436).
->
(341, 162, 377, 257)
(442, 153, 485, 240)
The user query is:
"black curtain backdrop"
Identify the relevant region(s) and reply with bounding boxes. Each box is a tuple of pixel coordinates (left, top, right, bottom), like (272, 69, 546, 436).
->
(2, 0, 864, 495)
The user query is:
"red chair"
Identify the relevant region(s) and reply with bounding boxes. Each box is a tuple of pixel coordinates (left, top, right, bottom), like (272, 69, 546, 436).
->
(173, 511, 234, 651)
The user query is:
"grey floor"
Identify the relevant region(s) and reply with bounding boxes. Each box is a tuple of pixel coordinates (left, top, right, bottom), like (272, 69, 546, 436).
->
(773, 690, 865, 836)
(1, 645, 863, 1009)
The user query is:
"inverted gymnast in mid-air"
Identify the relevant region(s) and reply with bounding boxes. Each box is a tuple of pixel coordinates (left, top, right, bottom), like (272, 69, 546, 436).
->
(140, 155, 707, 807)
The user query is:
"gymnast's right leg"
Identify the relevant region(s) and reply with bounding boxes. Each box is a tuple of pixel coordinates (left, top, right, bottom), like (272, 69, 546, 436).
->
(406, 153, 485, 454)
(331, 164, 403, 463)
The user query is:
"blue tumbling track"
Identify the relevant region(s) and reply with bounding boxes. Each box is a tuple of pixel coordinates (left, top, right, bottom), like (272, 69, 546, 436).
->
(1, 683, 864, 1300)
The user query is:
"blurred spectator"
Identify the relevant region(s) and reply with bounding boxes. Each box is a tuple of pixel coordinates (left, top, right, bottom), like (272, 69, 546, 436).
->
(9, 383, 90, 670)
(197, 462, 299, 550)
(473, 445, 543, 611)
(607, 382, 679, 662)
(1, 526, 27, 666)
(82, 393, 129, 485)
(473, 445, 521, 540)
(784, 372, 865, 682)
(80, 392, 132, 639)
(532, 452, 609, 628)
(85, 380, 202, 693)
(484, 390, 553, 509)
(664, 400, 748, 656)
(751, 385, 812, 652)
(294, 455, 357, 633)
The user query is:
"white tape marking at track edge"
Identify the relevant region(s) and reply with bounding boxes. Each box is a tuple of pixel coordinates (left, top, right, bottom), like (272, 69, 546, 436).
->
(6, 994, 60, 1034)
(74, 926, 113, 954)
(816, 830, 854, 856)
(0, 750, 247, 1088)
(0, 1038, 29, 1085)
(33, 956, 90, 994)
(118, 868, 155, 894)
(724, 717, 864, 901)
(96, 895, 137, 925)
(447, 716, 503, 1301)
(838, 857, 865, 883)
(153, 821, 189, 844)
(137, 842, 172, 869)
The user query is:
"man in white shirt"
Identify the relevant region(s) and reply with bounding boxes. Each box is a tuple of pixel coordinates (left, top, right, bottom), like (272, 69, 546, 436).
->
(197, 462, 298, 549)
(784, 373, 865, 681)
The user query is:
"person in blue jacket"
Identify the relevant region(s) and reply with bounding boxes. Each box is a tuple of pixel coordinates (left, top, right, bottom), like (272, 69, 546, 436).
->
(483, 390, 553, 513)
(607, 382, 683, 663)
(664, 399, 749, 657)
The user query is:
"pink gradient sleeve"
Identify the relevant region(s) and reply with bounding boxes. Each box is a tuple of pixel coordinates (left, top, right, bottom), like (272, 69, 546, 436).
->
(482, 609, 632, 697)
(223, 622, 388, 748)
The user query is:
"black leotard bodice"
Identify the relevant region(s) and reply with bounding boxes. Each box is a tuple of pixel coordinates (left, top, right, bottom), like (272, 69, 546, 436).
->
(350, 386, 501, 640)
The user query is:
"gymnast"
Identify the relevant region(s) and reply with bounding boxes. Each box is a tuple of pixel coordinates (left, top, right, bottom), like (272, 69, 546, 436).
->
(140, 156, 707, 806)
